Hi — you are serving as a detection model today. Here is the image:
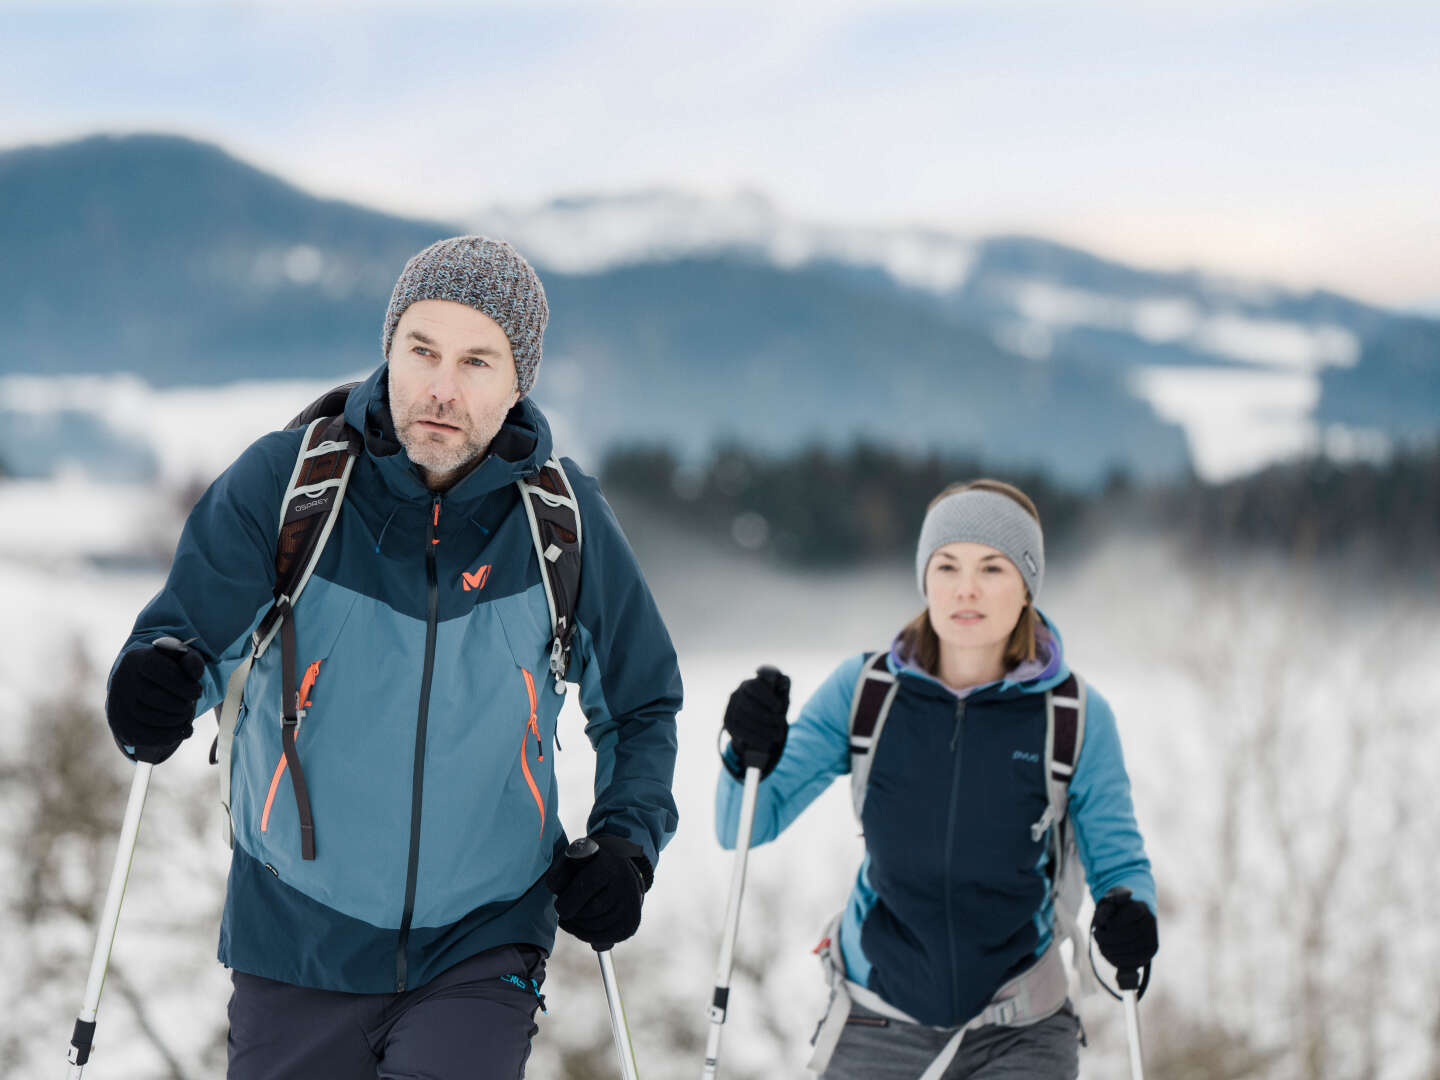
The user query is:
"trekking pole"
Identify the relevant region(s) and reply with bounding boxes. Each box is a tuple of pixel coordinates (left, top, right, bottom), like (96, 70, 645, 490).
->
(1091, 886, 1148, 1080)
(564, 838, 641, 1080)
(66, 760, 154, 1077)
(701, 762, 762, 1078)
(1117, 966, 1145, 1080)
(702, 664, 782, 1080)
(66, 635, 188, 1078)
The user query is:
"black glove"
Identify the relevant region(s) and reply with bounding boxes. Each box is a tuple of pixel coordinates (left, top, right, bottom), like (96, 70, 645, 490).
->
(106, 638, 205, 764)
(722, 665, 791, 779)
(1092, 888, 1158, 974)
(544, 835, 651, 950)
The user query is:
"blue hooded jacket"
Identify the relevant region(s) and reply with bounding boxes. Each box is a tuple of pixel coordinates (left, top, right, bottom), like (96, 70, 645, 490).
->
(715, 620, 1153, 1027)
(114, 365, 682, 993)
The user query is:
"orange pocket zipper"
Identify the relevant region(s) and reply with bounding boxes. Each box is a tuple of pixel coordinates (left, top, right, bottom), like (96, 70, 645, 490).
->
(261, 659, 322, 834)
(519, 669, 545, 837)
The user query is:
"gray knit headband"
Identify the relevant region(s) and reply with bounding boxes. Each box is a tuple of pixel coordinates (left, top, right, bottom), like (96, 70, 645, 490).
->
(915, 490, 1044, 600)
(382, 236, 549, 395)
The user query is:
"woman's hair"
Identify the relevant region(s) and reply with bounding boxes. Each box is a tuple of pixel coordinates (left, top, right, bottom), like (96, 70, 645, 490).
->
(899, 479, 1042, 676)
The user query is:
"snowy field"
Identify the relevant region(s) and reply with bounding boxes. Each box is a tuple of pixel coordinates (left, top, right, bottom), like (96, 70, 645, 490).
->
(2, 409, 1437, 1078)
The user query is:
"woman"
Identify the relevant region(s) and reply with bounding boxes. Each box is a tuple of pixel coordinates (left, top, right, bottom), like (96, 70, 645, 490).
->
(715, 479, 1157, 1079)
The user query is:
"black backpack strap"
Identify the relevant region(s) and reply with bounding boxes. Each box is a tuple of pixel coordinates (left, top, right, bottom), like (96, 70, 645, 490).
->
(215, 404, 360, 858)
(1048, 674, 1083, 781)
(517, 457, 582, 694)
(848, 651, 899, 819)
(1031, 673, 1087, 875)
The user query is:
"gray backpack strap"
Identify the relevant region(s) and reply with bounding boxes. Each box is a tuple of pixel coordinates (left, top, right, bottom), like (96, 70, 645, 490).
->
(516, 456, 582, 695)
(1031, 672, 1096, 995)
(1036, 673, 1085, 847)
(215, 413, 359, 851)
(848, 652, 899, 819)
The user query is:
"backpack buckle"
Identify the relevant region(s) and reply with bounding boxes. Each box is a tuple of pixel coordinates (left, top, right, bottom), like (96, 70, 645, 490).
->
(549, 637, 569, 695)
(1029, 804, 1055, 843)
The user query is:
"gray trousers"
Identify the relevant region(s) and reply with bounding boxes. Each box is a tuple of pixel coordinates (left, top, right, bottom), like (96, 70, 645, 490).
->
(820, 1000, 1081, 1080)
(227, 944, 546, 1080)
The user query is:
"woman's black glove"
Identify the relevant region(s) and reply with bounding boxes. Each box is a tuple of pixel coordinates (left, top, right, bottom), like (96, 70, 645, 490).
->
(105, 638, 205, 764)
(722, 665, 791, 779)
(1092, 888, 1158, 973)
(544, 835, 652, 950)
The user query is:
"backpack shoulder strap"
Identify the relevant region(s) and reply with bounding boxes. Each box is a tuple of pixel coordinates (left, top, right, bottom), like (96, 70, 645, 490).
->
(1031, 672, 1087, 845)
(516, 456, 582, 695)
(215, 408, 360, 853)
(848, 651, 899, 820)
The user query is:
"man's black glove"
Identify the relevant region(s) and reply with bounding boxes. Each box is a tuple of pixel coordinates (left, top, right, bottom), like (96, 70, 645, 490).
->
(544, 835, 651, 950)
(722, 665, 791, 779)
(105, 639, 205, 764)
(1092, 888, 1158, 973)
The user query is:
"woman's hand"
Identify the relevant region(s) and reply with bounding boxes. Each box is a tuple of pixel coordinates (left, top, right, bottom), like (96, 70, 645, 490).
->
(722, 665, 791, 778)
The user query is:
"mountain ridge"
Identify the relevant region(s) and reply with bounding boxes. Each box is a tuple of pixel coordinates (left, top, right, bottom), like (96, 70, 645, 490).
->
(1, 133, 1433, 486)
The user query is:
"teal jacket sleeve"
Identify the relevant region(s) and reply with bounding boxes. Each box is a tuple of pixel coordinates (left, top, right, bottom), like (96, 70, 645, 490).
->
(714, 653, 865, 849)
(109, 429, 302, 716)
(1068, 682, 1158, 915)
(565, 463, 682, 872)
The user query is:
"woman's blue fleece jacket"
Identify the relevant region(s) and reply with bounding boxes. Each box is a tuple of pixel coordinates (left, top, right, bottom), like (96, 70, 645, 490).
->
(716, 623, 1153, 1027)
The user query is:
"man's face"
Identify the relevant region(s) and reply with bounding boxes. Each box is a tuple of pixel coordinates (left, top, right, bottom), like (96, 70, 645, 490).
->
(387, 299, 521, 489)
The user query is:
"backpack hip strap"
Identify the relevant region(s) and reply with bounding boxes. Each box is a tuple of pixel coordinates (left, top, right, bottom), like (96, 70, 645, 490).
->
(807, 915, 1069, 1076)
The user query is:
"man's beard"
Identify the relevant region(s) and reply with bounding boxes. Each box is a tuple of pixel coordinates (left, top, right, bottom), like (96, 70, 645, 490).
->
(389, 378, 512, 487)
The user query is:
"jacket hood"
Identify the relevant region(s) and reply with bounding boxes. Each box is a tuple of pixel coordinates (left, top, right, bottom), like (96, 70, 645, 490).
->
(343, 362, 554, 506)
(889, 607, 1069, 699)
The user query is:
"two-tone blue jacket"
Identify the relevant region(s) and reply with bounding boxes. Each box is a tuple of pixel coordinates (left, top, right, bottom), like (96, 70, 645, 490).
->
(114, 365, 682, 993)
(716, 621, 1153, 1027)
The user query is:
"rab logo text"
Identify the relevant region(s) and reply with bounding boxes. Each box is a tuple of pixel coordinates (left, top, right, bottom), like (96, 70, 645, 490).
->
(461, 565, 492, 592)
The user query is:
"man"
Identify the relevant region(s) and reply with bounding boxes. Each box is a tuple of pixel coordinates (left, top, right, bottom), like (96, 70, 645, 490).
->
(104, 236, 682, 1078)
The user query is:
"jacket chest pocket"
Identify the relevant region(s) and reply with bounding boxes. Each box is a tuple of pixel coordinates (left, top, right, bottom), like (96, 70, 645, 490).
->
(483, 589, 560, 836)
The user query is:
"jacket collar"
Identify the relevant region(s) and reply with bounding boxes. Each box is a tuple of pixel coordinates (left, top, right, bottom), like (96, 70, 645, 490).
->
(889, 609, 1069, 701)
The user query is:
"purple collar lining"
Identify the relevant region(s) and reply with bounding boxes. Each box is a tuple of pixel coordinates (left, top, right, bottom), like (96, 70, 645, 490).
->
(889, 625, 1060, 699)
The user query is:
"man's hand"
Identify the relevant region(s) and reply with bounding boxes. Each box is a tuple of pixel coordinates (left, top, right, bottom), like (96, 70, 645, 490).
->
(544, 835, 651, 950)
(106, 638, 204, 764)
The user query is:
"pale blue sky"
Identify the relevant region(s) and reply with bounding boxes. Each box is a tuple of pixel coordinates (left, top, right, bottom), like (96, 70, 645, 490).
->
(3, 1, 1438, 308)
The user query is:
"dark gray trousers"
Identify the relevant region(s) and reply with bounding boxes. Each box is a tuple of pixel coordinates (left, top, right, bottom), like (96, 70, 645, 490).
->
(821, 1000, 1082, 1080)
(227, 944, 546, 1080)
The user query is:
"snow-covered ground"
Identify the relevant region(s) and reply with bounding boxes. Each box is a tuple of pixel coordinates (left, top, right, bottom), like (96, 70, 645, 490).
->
(2, 456, 1436, 1078)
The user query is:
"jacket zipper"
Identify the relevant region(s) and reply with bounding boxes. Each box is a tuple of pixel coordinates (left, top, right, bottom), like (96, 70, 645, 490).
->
(396, 495, 441, 991)
(519, 669, 545, 836)
(944, 699, 965, 1022)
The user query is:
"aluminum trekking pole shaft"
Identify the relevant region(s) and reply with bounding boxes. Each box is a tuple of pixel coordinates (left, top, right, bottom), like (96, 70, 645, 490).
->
(702, 763, 761, 1079)
(66, 761, 154, 1078)
(597, 948, 641, 1080)
(1122, 987, 1145, 1080)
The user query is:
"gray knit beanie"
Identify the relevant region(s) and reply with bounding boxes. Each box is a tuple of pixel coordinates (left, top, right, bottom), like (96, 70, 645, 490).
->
(915, 489, 1044, 601)
(381, 236, 549, 395)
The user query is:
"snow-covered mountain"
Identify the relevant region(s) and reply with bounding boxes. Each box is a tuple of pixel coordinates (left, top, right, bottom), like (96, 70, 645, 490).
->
(476, 188, 979, 293)
(2, 135, 1434, 486)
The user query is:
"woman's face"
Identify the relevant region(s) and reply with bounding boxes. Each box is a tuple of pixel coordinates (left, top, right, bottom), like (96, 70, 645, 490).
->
(924, 541, 1029, 654)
